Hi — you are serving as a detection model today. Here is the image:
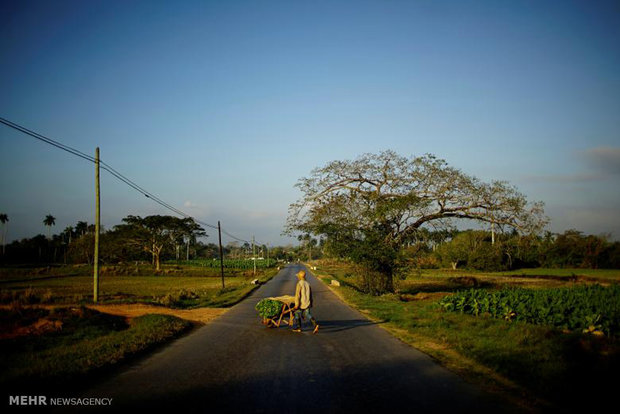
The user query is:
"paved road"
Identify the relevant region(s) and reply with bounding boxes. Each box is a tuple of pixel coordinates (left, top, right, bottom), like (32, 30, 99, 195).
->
(76, 264, 517, 413)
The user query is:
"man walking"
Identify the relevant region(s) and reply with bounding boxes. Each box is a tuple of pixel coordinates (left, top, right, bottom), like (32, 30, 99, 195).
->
(292, 269, 319, 334)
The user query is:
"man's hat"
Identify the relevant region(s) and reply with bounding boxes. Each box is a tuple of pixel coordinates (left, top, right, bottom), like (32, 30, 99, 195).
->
(296, 270, 306, 278)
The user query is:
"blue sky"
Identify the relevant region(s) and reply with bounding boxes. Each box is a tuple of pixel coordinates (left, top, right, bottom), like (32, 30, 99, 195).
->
(1, 0, 619, 245)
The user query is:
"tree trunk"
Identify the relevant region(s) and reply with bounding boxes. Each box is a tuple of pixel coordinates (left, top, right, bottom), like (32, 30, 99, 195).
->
(451, 262, 458, 270)
(385, 269, 394, 293)
(155, 252, 161, 271)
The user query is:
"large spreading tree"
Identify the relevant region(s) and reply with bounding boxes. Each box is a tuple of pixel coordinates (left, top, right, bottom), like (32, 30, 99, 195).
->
(286, 150, 547, 293)
(115, 215, 206, 271)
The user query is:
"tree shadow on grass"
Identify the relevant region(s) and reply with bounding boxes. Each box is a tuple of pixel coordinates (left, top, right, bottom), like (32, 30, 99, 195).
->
(399, 276, 495, 295)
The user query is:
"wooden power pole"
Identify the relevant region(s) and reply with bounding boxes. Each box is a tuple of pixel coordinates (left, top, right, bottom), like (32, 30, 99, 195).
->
(252, 235, 256, 277)
(218, 221, 225, 289)
(93, 147, 100, 303)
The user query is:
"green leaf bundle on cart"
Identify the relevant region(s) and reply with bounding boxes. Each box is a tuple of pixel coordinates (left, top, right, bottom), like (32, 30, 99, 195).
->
(255, 295, 296, 327)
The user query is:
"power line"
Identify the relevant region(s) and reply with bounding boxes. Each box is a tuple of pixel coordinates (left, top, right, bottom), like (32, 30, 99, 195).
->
(0, 116, 266, 240)
(0, 116, 219, 229)
(0, 117, 95, 163)
(221, 228, 251, 244)
(98, 161, 219, 230)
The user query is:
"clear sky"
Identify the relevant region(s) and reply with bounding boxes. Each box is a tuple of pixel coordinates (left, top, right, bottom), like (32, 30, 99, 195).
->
(1, 0, 619, 245)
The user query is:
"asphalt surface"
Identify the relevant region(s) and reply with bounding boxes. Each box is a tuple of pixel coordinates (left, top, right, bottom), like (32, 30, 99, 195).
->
(72, 264, 518, 413)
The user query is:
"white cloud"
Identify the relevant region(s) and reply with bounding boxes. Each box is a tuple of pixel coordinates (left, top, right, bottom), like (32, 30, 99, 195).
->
(580, 147, 620, 175)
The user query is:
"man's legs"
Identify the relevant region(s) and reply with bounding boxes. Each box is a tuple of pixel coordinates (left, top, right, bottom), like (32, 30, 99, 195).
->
(304, 308, 319, 334)
(293, 309, 303, 332)
(293, 308, 319, 333)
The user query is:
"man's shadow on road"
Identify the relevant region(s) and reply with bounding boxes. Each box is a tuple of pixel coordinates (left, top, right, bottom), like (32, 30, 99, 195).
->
(311, 319, 383, 333)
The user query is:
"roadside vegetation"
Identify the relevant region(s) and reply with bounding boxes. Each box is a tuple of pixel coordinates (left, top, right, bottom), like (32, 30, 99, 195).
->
(312, 259, 619, 411)
(0, 305, 192, 392)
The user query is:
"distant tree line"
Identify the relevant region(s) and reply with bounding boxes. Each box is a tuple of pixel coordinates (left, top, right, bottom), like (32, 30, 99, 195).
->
(0, 214, 302, 267)
(0, 215, 205, 267)
(419, 229, 620, 271)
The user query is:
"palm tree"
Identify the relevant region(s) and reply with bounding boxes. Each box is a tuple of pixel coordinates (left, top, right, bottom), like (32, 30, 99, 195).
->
(75, 221, 88, 237)
(63, 226, 74, 244)
(0, 213, 8, 256)
(43, 214, 56, 240)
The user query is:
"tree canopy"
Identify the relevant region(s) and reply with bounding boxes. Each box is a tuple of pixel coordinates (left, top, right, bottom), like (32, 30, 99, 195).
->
(114, 215, 206, 271)
(286, 150, 547, 293)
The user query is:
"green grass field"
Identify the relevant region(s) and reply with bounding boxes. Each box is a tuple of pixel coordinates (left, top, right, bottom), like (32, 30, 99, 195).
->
(0, 262, 260, 281)
(311, 261, 619, 411)
(490, 267, 620, 280)
(414, 267, 620, 280)
(0, 264, 279, 308)
(394, 267, 620, 295)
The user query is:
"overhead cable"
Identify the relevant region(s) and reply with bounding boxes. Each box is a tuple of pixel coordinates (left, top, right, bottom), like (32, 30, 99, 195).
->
(0, 116, 266, 240)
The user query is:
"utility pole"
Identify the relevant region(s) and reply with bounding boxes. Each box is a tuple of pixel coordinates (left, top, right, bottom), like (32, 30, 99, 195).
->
(93, 147, 100, 303)
(252, 235, 256, 277)
(218, 221, 225, 289)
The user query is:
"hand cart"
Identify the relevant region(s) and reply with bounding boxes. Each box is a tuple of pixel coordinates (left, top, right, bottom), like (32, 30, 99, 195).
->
(261, 295, 296, 328)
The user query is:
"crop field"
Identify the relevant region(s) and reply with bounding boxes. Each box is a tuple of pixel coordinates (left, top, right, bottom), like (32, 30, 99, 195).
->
(0, 264, 279, 308)
(438, 284, 620, 336)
